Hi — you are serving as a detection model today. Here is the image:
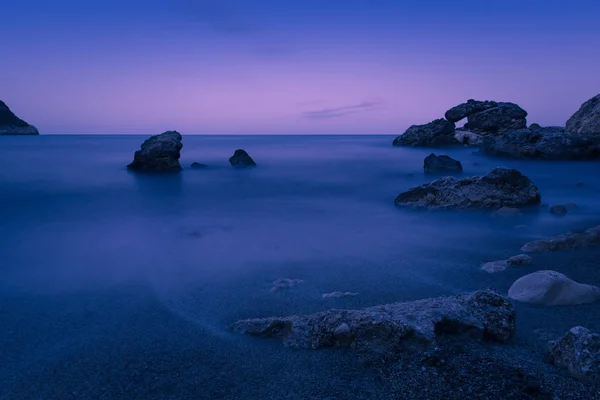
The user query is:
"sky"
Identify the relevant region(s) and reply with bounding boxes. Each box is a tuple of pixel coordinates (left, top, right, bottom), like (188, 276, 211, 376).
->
(2, 0, 600, 134)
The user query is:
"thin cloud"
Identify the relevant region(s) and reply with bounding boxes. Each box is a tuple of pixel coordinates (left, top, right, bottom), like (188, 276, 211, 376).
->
(301, 100, 384, 119)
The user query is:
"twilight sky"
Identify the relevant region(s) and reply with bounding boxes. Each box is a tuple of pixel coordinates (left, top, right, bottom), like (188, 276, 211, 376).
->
(2, 0, 600, 134)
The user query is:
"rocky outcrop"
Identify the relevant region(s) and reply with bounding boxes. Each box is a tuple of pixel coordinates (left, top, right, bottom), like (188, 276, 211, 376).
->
(232, 289, 515, 356)
(508, 271, 600, 306)
(566, 94, 600, 135)
(521, 225, 600, 253)
(0, 100, 39, 135)
(395, 167, 541, 210)
(127, 131, 183, 172)
(229, 149, 256, 168)
(445, 100, 498, 123)
(548, 326, 600, 382)
(481, 254, 532, 273)
(482, 128, 600, 160)
(423, 153, 463, 174)
(393, 119, 456, 147)
(466, 102, 528, 134)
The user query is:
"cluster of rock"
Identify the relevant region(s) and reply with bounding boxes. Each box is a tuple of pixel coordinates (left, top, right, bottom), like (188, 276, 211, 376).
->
(127, 131, 257, 173)
(521, 225, 600, 253)
(0, 100, 39, 135)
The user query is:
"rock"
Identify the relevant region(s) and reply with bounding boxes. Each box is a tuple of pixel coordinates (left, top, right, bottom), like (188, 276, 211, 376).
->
(466, 102, 528, 134)
(454, 129, 484, 145)
(270, 278, 303, 292)
(548, 326, 600, 382)
(322, 291, 359, 299)
(127, 131, 183, 172)
(508, 270, 600, 306)
(481, 254, 532, 273)
(521, 225, 600, 253)
(507, 254, 533, 265)
(393, 119, 457, 147)
(423, 153, 463, 174)
(229, 149, 256, 168)
(529, 123, 542, 130)
(190, 162, 208, 169)
(232, 289, 515, 356)
(0, 100, 39, 135)
(444, 100, 499, 123)
(566, 94, 600, 135)
(395, 167, 541, 210)
(482, 128, 600, 160)
(550, 205, 567, 216)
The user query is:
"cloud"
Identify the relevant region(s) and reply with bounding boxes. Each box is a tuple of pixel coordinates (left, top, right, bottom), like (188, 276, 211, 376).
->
(301, 100, 384, 119)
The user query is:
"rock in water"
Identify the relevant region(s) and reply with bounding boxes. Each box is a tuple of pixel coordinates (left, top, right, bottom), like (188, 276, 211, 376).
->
(550, 205, 567, 216)
(466, 102, 528, 134)
(566, 94, 600, 135)
(229, 149, 256, 168)
(481, 254, 532, 273)
(444, 99, 499, 123)
(393, 119, 456, 147)
(190, 162, 208, 169)
(423, 153, 463, 174)
(0, 100, 39, 135)
(232, 289, 515, 356)
(482, 128, 600, 160)
(508, 270, 600, 306)
(127, 131, 183, 172)
(395, 167, 541, 210)
(521, 225, 600, 253)
(548, 326, 600, 382)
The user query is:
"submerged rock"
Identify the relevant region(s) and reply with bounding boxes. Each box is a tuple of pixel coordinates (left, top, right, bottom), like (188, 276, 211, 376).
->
(190, 162, 208, 169)
(508, 270, 600, 306)
(423, 153, 463, 174)
(395, 167, 541, 210)
(393, 119, 457, 147)
(566, 94, 600, 135)
(550, 205, 567, 216)
(270, 278, 303, 292)
(322, 291, 359, 299)
(492, 207, 523, 217)
(482, 128, 600, 160)
(0, 100, 39, 135)
(444, 99, 499, 123)
(521, 225, 600, 253)
(127, 131, 183, 172)
(229, 149, 256, 168)
(232, 289, 515, 356)
(548, 326, 600, 382)
(481, 254, 532, 273)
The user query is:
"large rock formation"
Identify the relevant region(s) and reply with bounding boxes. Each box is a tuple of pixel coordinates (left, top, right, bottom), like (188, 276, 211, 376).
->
(508, 270, 600, 306)
(232, 289, 515, 356)
(395, 167, 541, 210)
(229, 149, 257, 168)
(127, 131, 183, 172)
(445, 100, 498, 123)
(482, 127, 600, 160)
(0, 100, 39, 135)
(466, 102, 528, 134)
(393, 119, 456, 147)
(521, 225, 600, 253)
(423, 153, 463, 174)
(566, 94, 600, 135)
(548, 326, 600, 382)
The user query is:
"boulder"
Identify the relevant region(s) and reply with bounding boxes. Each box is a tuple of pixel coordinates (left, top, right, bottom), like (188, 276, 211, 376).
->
(566, 94, 600, 135)
(232, 289, 515, 356)
(229, 149, 256, 168)
(444, 100, 499, 123)
(521, 225, 600, 253)
(454, 129, 484, 145)
(481, 254, 532, 273)
(508, 270, 600, 306)
(423, 153, 463, 174)
(482, 128, 600, 160)
(548, 326, 600, 382)
(190, 162, 208, 169)
(466, 102, 528, 134)
(393, 119, 457, 147)
(0, 100, 39, 135)
(395, 167, 541, 210)
(127, 131, 183, 172)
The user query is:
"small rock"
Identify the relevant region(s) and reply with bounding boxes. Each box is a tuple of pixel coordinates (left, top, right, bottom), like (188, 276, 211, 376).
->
(322, 292, 359, 299)
(508, 270, 600, 306)
(270, 278, 303, 292)
(481, 254, 531, 273)
(550, 205, 567, 216)
(548, 326, 600, 382)
(191, 162, 208, 169)
(423, 153, 463, 174)
(507, 254, 532, 266)
(521, 225, 600, 253)
(229, 149, 257, 168)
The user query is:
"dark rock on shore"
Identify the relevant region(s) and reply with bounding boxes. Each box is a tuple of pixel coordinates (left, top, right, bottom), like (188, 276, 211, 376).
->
(127, 131, 183, 172)
(232, 289, 515, 357)
(566, 93, 600, 135)
(229, 149, 256, 168)
(548, 326, 600, 382)
(0, 100, 39, 135)
(482, 127, 600, 160)
(393, 119, 456, 147)
(190, 162, 208, 169)
(423, 153, 463, 174)
(466, 102, 528, 134)
(521, 225, 600, 253)
(395, 167, 541, 210)
(444, 99, 498, 123)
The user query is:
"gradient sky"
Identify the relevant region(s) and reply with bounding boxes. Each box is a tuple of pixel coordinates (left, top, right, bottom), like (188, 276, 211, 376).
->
(2, 0, 600, 134)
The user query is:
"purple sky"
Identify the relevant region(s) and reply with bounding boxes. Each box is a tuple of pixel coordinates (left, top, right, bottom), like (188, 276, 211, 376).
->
(3, 0, 600, 134)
